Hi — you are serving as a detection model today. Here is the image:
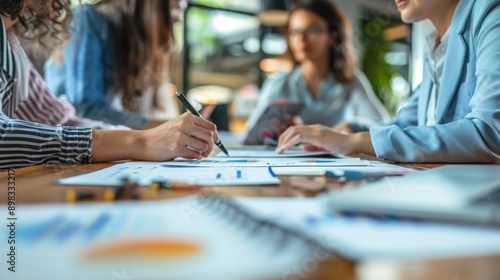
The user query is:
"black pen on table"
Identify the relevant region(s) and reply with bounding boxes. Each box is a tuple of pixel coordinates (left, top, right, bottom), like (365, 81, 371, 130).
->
(175, 91, 230, 157)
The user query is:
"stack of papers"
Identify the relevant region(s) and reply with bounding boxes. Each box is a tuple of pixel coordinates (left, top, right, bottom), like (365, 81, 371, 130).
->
(59, 155, 410, 187)
(58, 145, 411, 187)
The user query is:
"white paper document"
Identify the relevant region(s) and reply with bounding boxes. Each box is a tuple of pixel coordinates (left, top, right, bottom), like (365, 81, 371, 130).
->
(270, 161, 415, 176)
(58, 162, 280, 186)
(162, 157, 369, 168)
(0, 196, 312, 280)
(234, 197, 500, 260)
(216, 145, 341, 158)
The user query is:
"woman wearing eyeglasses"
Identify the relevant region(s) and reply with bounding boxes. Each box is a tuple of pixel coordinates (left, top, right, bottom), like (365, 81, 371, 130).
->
(246, 0, 389, 140)
(277, 0, 500, 163)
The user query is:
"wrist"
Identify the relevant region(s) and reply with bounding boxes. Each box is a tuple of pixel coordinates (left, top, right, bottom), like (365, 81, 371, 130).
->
(349, 132, 375, 156)
(129, 130, 147, 160)
(91, 129, 141, 162)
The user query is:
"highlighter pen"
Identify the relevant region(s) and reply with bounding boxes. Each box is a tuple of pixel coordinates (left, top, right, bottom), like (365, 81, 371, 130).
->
(104, 186, 125, 201)
(66, 189, 95, 203)
(176, 91, 230, 157)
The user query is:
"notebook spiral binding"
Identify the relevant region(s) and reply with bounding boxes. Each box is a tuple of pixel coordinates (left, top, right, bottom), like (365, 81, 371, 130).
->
(200, 193, 345, 261)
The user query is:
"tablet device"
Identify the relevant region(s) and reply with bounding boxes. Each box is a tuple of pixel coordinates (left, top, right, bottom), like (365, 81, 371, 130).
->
(244, 100, 304, 145)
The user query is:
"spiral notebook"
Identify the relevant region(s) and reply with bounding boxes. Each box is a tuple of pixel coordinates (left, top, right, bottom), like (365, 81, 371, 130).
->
(1, 195, 332, 280)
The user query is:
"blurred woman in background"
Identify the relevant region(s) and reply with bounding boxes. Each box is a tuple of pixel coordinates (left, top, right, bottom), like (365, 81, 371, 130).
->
(246, 0, 389, 139)
(45, 0, 186, 129)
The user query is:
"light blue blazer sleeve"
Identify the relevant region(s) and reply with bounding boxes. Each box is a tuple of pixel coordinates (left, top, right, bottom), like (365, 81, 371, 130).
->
(45, 5, 148, 129)
(370, 0, 500, 163)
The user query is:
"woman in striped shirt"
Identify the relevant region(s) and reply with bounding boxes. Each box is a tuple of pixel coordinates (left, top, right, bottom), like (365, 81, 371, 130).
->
(0, 0, 218, 170)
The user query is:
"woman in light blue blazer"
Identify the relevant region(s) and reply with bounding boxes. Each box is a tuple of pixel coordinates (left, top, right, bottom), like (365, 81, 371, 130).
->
(277, 0, 500, 163)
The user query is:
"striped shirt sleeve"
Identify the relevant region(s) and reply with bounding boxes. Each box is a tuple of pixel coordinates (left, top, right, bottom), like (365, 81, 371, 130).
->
(0, 112, 93, 170)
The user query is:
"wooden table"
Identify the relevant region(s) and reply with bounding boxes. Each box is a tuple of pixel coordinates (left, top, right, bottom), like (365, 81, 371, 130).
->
(1, 162, 499, 280)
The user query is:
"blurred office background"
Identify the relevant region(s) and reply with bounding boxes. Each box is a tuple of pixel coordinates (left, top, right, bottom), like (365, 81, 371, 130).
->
(27, 0, 434, 132)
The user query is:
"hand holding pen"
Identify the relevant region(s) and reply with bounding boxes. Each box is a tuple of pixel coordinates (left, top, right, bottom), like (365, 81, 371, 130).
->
(176, 91, 230, 157)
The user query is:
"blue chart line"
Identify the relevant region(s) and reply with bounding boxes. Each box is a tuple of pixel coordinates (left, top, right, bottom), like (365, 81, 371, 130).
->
(54, 221, 80, 242)
(84, 212, 111, 241)
(236, 170, 242, 179)
(301, 160, 337, 163)
(18, 215, 64, 241)
(303, 212, 337, 228)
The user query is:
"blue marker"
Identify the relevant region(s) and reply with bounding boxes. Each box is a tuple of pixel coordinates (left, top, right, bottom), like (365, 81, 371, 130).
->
(236, 170, 242, 178)
(216, 173, 222, 179)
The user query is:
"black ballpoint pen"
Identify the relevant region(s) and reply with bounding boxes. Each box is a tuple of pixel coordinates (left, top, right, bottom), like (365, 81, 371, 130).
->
(175, 91, 230, 157)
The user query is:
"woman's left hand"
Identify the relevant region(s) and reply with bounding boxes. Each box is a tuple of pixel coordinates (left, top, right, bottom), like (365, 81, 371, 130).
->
(276, 124, 375, 156)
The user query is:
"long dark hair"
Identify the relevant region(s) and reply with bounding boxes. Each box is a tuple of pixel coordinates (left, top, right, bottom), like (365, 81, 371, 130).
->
(0, 0, 72, 46)
(90, 0, 175, 111)
(0, 0, 25, 19)
(289, 0, 357, 84)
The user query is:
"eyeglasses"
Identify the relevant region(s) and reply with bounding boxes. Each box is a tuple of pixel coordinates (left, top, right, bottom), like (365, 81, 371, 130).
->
(287, 25, 328, 39)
